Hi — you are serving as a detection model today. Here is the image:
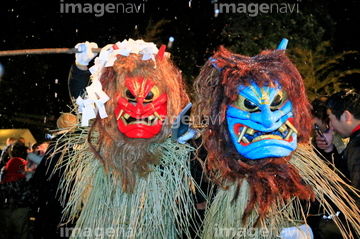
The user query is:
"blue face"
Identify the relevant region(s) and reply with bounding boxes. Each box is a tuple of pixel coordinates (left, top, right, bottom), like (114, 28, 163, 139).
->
(226, 82, 297, 159)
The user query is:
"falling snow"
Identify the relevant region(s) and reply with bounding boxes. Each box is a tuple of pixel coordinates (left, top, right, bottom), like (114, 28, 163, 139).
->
(0, 0, 359, 140)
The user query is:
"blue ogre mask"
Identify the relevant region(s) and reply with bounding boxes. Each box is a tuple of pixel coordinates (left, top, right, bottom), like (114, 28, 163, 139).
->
(226, 81, 297, 159)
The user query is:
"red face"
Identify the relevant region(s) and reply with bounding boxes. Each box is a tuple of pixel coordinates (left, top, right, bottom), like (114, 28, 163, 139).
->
(115, 76, 167, 138)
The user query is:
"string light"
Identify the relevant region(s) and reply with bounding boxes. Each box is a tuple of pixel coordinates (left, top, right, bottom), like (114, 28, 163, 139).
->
(167, 36, 175, 48)
(214, 9, 220, 18)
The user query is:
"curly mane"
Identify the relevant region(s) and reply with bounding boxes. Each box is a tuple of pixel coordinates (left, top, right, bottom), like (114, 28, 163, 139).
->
(193, 46, 314, 225)
(88, 52, 189, 192)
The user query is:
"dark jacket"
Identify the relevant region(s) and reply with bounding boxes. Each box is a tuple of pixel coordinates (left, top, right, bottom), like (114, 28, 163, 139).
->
(30, 132, 75, 239)
(0, 178, 36, 208)
(68, 63, 91, 99)
(341, 129, 360, 207)
(0, 141, 28, 168)
(30, 133, 71, 206)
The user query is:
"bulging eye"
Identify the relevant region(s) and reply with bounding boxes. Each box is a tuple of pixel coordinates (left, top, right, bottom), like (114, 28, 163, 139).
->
(143, 86, 160, 102)
(145, 91, 154, 100)
(270, 90, 287, 110)
(233, 95, 259, 112)
(271, 95, 282, 107)
(125, 90, 136, 101)
(244, 99, 258, 110)
(125, 86, 161, 102)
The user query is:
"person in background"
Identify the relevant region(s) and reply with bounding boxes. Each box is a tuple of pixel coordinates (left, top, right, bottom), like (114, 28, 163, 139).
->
(316, 90, 360, 201)
(0, 151, 36, 239)
(0, 139, 28, 169)
(26, 141, 50, 181)
(310, 95, 351, 239)
(311, 96, 348, 167)
(313, 89, 360, 238)
(18, 137, 27, 147)
(0, 137, 16, 168)
(68, 41, 97, 100)
(1, 137, 15, 154)
(30, 112, 78, 239)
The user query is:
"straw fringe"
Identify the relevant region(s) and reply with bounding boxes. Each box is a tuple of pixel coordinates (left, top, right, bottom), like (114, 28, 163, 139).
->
(202, 143, 360, 239)
(291, 143, 360, 239)
(55, 128, 201, 239)
(202, 182, 305, 238)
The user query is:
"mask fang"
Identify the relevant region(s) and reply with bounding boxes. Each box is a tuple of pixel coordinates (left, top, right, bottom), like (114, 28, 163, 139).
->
(285, 120, 298, 134)
(116, 109, 124, 120)
(237, 126, 248, 143)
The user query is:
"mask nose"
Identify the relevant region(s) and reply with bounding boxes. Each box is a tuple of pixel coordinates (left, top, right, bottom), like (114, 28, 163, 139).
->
(260, 104, 277, 128)
(134, 97, 145, 114)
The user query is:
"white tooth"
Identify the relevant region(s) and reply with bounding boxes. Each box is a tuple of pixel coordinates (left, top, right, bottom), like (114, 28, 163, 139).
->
(252, 135, 282, 142)
(285, 129, 294, 140)
(242, 137, 250, 143)
(130, 120, 150, 126)
(121, 118, 128, 126)
(124, 113, 130, 120)
(148, 115, 155, 120)
(278, 124, 287, 133)
(153, 117, 159, 125)
(246, 128, 255, 136)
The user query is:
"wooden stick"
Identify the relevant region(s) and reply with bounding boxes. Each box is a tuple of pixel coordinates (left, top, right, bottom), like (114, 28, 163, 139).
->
(0, 48, 102, 56)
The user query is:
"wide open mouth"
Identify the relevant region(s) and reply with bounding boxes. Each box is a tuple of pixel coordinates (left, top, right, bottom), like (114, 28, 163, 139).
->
(235, 119, 298, 146)
(116, 110, 164, 126)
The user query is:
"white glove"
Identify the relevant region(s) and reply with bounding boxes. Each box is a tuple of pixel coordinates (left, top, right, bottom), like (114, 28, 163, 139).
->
(280, 224, 313, 239)
(75, 41, 98, 66)
(177, 128, 199, 144)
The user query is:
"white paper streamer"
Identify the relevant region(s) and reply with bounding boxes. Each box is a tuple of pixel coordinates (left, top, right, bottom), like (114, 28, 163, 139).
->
(86, 79, 109, 119)
(77, 39, 159, 126)
(76, 97, 96, 127)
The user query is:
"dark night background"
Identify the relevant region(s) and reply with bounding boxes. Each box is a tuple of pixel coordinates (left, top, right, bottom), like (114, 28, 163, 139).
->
(0, 0, 359, 142)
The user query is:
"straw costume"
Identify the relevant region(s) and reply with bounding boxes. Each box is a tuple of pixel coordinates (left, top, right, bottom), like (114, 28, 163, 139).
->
(193, 44, 360, 238)
(55, 39, 199, 238)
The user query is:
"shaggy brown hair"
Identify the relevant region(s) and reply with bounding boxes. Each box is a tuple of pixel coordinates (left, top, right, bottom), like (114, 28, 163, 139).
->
(88, 51, 189, 192)
(193, 46, 314, 225)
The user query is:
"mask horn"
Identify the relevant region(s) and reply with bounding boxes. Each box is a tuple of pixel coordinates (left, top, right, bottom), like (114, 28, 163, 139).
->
(277, 38, 288, 50)
(157, 45, 166, 61)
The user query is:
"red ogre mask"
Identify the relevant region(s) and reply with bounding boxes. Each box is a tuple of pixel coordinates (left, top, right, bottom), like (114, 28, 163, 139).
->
(115, 76, 167, 138)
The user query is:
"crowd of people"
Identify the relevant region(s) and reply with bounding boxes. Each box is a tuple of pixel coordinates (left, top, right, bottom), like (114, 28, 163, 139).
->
(311, 90, 360, 206)
(1, 40, 360, 239)
(309, 92, 360, 238)
(0, 113, 78, 239)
